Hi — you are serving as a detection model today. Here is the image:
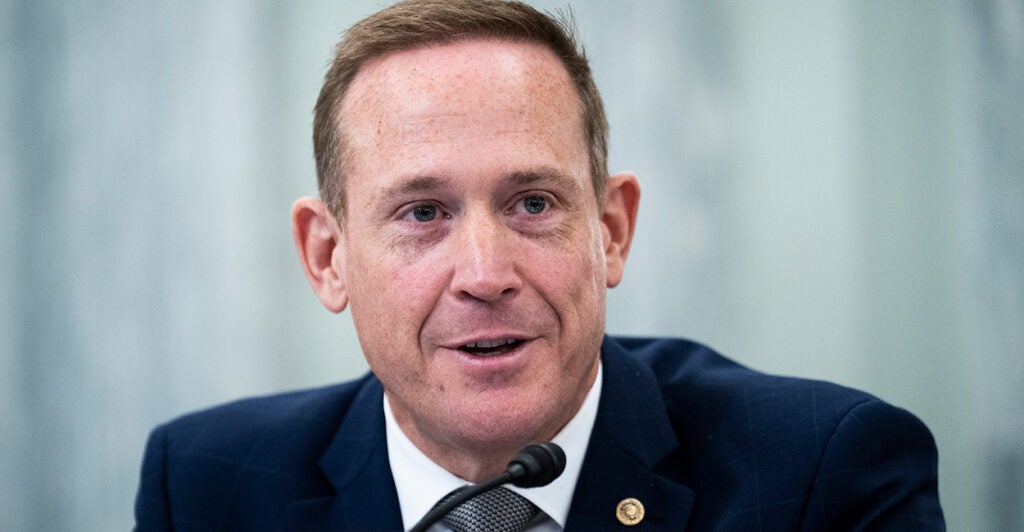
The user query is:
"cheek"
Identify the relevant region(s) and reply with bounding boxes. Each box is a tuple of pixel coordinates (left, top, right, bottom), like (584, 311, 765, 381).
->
(531, 223, 607, 312)
(575, 225, 610, 325)
(576, 221, 608, 289)
(347, 245, 445, 332)
(346, 255, 441, 383)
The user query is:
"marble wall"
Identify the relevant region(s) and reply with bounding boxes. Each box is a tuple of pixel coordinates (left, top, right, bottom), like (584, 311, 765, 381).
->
(2, 1, 1020, 529)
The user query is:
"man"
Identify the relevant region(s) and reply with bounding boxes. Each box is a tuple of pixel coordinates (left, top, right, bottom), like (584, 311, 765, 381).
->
(134, 0, 944, 530)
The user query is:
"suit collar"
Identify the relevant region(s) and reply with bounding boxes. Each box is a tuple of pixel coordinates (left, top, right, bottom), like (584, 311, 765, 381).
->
(285, 336, 696, 530)
(565, 336, 695, 530)
(286, 376, 404, 531)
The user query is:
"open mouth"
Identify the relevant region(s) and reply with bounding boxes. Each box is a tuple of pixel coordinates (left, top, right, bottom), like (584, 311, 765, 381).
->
(459, 338, 524, 357)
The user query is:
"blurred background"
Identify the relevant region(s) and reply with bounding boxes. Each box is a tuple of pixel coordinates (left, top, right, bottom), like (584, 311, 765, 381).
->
(2, 0, 1021, 529)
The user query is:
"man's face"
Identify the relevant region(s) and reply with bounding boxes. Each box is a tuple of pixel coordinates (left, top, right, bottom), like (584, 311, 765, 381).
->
(337, 39, 611, 466)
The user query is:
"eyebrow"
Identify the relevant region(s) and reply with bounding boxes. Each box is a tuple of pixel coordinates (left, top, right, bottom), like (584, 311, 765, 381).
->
(367, 175, 452, 219)
(379, 168, 577, 197)
(504, 168, 578, 191)
(380, 175, 452, 198)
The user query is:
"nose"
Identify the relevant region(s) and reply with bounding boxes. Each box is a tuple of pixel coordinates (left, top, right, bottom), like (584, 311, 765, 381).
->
(449, 211, 522, 302)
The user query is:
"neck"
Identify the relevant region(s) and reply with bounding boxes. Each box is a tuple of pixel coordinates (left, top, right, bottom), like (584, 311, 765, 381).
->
(383, 360, 599, 483)
(392, 414, 536, 483)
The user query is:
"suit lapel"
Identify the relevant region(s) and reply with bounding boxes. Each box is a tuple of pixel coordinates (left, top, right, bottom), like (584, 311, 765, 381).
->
(565, 337, 696, 530)
(285, 337, 696, 530)
(286, 376, 405, 531)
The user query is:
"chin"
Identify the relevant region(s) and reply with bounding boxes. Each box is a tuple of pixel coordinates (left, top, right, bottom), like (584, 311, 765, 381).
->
(446, 398, 559, 449)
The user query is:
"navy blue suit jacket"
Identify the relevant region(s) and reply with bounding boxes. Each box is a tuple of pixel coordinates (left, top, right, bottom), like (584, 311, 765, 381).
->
(135, 337, 944, 530)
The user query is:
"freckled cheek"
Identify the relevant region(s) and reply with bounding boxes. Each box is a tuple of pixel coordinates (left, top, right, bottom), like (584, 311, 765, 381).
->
(381, 260, 450, 323)
(347, 257, 420, 329)
(586, 224, 608, 277)
(531, 247, 601, 306)
(353, 268, 437, 380)
(561, 226, 605, 274)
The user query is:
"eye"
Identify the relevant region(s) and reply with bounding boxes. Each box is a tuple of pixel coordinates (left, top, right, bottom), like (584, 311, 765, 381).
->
(411, 204, 437, 222)
(522, 195, 547, 214)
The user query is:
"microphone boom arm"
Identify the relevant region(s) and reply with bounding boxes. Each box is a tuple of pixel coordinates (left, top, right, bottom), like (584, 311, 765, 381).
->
(407, 442, 566, 532)
(408, 472, 512, 532)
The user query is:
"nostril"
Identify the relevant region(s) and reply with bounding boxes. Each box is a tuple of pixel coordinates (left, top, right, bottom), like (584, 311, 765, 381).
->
(451, 264, 521, 302)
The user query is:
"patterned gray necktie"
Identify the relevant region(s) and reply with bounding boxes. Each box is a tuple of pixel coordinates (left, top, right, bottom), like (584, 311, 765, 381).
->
(436, 486, 540, 532)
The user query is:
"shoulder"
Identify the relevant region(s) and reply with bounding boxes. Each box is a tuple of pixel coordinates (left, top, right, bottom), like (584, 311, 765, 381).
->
(135, 374, 383, 529)
(153, 374, 377, 460)
(606, 335, 929, 451)
(604, 336, 943, 528)
(607, 335, 879, 430)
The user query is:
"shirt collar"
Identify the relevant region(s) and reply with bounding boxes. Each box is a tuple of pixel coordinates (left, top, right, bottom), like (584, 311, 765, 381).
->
(385, 362, 603, 530)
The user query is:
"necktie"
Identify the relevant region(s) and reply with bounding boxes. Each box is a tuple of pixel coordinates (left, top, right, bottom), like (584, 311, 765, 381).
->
(436, 486, 540, 532)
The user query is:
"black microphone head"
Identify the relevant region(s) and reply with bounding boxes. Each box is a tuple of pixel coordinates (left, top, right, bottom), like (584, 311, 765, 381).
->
(506, 442, 566, 488)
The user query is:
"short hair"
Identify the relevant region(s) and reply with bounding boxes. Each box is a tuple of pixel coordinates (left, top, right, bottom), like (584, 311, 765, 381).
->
(313, 0, 609, 221)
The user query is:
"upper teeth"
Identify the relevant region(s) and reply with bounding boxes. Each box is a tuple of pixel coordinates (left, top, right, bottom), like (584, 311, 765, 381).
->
(465, 338, 516, 349)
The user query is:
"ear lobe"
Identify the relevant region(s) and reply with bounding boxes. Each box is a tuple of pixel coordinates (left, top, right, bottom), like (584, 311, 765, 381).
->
(601, 173, 640, 288)
(291, 197, 349, 313)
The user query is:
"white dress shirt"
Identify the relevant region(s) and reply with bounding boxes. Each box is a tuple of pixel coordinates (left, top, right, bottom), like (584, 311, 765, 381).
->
(385, 362, 603, 531)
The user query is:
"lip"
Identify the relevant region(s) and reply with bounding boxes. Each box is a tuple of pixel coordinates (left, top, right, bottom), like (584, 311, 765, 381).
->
(438, 333, 537, 372)
(462, 338, 520, 350)
(441, 332, 534, 351)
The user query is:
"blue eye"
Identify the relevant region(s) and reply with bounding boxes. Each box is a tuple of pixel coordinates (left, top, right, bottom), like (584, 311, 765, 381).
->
(523, 196, 547, 214)
(412, 205, 437, 222)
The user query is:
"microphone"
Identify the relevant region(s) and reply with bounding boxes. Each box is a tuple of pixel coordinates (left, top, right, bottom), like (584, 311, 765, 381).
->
(505, 442, 566, 487)
(408, 442, 566, 532)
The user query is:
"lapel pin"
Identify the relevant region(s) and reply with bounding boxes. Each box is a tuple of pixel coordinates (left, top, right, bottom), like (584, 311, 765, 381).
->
(616, 497, 645, 526)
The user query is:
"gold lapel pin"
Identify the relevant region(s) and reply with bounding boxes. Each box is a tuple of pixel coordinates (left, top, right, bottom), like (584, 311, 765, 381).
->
(616, 498, 645, 526)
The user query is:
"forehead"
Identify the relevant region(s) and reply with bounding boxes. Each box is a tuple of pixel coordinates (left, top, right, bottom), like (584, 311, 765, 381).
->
(338, 39, 585, 172)
(345, 38, 574, 104)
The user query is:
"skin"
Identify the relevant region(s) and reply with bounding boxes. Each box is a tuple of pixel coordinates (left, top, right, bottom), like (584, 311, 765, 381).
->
(292, 39, 640, 481)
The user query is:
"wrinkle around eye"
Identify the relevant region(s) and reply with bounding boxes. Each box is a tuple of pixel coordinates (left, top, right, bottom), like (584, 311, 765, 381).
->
(505, 196, 570, 240)
(386, 212, 450, 253)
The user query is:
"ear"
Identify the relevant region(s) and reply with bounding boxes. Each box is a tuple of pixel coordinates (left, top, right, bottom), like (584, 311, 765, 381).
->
(601, 172, 640, 288)
(291, 197, 348, 313)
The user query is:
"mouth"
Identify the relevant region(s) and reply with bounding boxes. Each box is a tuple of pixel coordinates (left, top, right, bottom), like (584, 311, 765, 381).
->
(458, 338, 525, 357)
